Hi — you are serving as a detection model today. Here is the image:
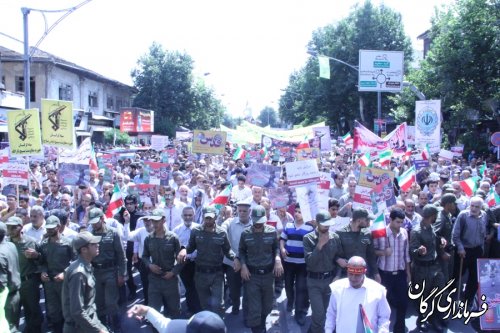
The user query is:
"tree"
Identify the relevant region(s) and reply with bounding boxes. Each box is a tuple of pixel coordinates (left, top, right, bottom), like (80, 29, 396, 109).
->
(257, 107, 279, 127)
(131, 43, 225, 135)
(391, 0, 500, 152)
(279, 1, 413, 130)
(104, 129, 130, 145)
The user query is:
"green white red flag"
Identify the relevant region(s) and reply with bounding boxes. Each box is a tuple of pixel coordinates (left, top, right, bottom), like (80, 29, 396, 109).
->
(357, 153, 371, 167)
(378, 149, 393, 166)
(296, 136, 310, 149)
(487, 190, 500, 207)
(370, 212, 386, 239)
(459, 176, 480, 197)
(421, 144, 432, 161)
(398, 166, 416, 192)
(342, 132, 353, 145)
(105, 184, 124, 218)
(401, 149, 412, 163)
(359, 304, 374, 333)
(232, 147, 246, 160)
(210, 184, 233, 211)
(89, 143, 98, 173)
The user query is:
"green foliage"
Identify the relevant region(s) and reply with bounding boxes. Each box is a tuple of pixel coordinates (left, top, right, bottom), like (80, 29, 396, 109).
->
(131, 42, 224, 136)
(257, 107, 279, 127)
(104, 129, 130, 145)
(279, 1, 413, 132)
(391, 0, 500, 150)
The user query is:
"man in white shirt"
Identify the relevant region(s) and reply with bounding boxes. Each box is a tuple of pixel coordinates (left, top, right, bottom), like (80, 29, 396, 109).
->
(230, 175, 252, 202)
(325, 256, 391, 333)
(163, 187, 186, 231)
(173, 206, 201, 314)
(22, 205, 46, 242)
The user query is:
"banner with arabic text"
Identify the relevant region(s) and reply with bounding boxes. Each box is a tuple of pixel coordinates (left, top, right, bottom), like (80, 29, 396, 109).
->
(353, 121, 407, 156)
(7, 109, 43, 156)
(192, 130, 226, 155)
(41, 99, 74, 148)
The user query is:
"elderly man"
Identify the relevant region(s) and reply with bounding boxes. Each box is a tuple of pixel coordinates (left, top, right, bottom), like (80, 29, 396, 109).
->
(325, 256, 391, 333)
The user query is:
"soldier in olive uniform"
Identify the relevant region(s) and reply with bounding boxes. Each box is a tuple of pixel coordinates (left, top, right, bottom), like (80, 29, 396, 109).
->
(88, 208, 127, 332)
(142, 209, 182, 318)
(336, 208, 381, 283)
(238, 205, 283, 333)
(177, 206, 235, 317)
(410, 204, 446, 333)
(0, 221, 20, 333)
(433, 193, 457, 282)
(303, 210, 341, 333)
(6, 216, 42, 333)
(62, 231, 108, 333)
(39, 216, 75, 333)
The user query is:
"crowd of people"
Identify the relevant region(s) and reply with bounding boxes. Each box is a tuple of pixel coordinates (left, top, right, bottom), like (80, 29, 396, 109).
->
(0, 139, 499, 333)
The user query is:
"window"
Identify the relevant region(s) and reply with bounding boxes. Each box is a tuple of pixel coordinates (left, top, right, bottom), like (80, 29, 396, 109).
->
(58, 84, 73, 101)
(88, 91, 98, 107)
(15, 76, 35, 102)
(106, 95, 114, 110)
(116, 97, 130, 110)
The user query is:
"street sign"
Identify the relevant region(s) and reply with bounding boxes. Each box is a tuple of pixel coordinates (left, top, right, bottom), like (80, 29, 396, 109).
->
(358, 50, 404, 92)
(490, 132, 500, 146)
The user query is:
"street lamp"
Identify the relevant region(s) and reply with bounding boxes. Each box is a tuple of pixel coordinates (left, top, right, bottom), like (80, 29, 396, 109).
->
(22, 0, 93, 109)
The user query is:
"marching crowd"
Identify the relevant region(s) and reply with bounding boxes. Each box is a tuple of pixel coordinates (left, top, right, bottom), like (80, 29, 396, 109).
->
(0, 141, 499, 333)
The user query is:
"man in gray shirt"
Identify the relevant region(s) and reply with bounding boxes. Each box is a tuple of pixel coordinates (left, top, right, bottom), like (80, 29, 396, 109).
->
(452, 196, 487, 304)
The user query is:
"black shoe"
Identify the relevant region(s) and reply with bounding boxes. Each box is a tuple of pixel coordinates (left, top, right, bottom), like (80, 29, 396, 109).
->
(231, 307, 240, 315)
(295, 315, 306, 326)
(286, 303, 293, 312)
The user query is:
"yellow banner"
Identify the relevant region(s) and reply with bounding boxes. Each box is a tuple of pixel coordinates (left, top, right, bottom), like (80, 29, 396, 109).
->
(7, 109, 43, 156)
(296, 148, 321, 163)
(192, 130, 226, 155)
(41, 99, 74, 148)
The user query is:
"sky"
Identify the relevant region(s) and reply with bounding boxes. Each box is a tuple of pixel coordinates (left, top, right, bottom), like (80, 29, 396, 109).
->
(0, 0, 452, 118)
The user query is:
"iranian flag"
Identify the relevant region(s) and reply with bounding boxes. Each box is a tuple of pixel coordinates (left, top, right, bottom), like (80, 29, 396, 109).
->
(401, 149, 412, 163)
(105, 184, 124, 218)
(259, 146, 268, 159)
(89, 144, 99, 173)
(359, 304, 374, 333)
(342, 132, 353, 145)
(210, 184, 233, 211)
(421, 144, 432, 161)
(487, 190, 500, 207)
(459, 176, 480, 197)
(232, 147, 246, 160)
(370, 213, 386, 239)
(398, 166, 416, 192)
(479, 163, 487, 178)
(378, 149, 393, 166)
(357, 153, 371, 167)
(296, 136, 310, 149)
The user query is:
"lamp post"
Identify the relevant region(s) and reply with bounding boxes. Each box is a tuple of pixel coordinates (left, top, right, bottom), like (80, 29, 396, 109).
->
(306, 48, 426, 123)
(22, 0, 93, 109)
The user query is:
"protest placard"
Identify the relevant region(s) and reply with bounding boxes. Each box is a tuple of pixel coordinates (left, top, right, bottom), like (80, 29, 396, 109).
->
(128, 184, 158, 207)
(268, 187, 293, 209)
(353, 166, 396, 214)
(192, 130, 226, 154)
(7, 109, 43, 156)
(41, 99, 74, 148)
(151, 135, 169, 151)
(439, 149, 454, 161)
(477, 259, 500, 330)
(2, 162, 29, 186)
(57, 163, 89, 186)
(295, 183, 318, 222)
(296, 148, 320, 163)
(285, 160, 320, 187)
(144, 162, 170, 186)
(246, 163, 280, 188)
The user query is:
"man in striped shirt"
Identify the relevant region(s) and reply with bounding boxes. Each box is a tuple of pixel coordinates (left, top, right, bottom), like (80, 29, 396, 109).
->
(279, 204, 314, 326)
(374, 208, 411, 333)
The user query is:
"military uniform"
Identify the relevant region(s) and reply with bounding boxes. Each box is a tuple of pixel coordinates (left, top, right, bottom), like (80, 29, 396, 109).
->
(0, 222, 21, 333)
(303, 210, 341, 333)
(62, 232, 107, 333)
(336, 224, 378, 278)
(434, 207, 454, 281)
(142, 226, 182, 318)
(89, 209, 126, 330)
(6, 216, 42, 333)
(39, 216, 75, 333)
(186, 206, 235, 316)
(238, 206, 280, 333)
(409, 205, 445, 332)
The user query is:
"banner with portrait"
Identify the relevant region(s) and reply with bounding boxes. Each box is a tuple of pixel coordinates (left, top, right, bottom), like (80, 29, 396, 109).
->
(312, 126, 332, 152)
(246, 163, 280, 188)
(41, 99, 74, 148)
(353, 166, 396, 214)
(143, 161, 171, 186)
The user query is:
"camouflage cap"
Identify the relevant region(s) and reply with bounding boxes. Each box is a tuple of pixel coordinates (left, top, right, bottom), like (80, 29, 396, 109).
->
(203, 206, 217, 218)
(5, 216, 23, 226)
(88, 208, 104, 224)
(73, 231, 101, 251)
(45, 215, 60, 229)
(251, 205, 267, 224)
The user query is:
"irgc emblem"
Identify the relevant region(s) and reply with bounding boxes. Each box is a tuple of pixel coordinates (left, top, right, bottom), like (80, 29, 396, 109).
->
(417, 107, 438, 136)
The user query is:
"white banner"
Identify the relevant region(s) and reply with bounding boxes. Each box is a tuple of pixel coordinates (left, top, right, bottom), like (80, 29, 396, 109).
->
(312, 126, 332, 152)
(284, 160, 320, 187)
(415, 100, 441, 153)
(151, 135, 169, 151)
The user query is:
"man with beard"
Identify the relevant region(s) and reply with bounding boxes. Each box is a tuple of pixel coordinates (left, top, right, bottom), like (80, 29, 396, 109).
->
(6, 216, 39, 333)
(177, 206, 235, 316)
(115, 194, 144, 300)
(239, 205, 283, 333)
(39, 216, 75, 333)
(62, 231, 108, 332)
(173, 206, 201, 314)
(303, 210, 341, 333)
(88, 208, 126, 332)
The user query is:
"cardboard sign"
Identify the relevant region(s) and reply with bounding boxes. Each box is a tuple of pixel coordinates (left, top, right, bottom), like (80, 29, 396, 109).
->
(246, 163, 280, 188)
(41, 99, 74, 148)
(285, 160, 320, 187)
(2, 162, 29, 186)
(151, 135, 169, 151)
(477, 259, 500, 330)
(192, 130, 226, 155)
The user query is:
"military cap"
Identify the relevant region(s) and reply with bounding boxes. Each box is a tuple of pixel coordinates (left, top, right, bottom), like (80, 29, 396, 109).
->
(422, 204, 439, 218)
(88, 208, 104, 224)
(316, 210, 335, 226)
(45, 215, 60, 229)
(73, 231, 101, 251)
(251, 205, 267, 224)
(5, 216, 23, 226)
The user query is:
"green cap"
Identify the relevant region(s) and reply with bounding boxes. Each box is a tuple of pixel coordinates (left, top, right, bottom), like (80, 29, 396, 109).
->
(316, 210, 334, 226)
(72, 231, 101, 251)
(147, 208, 165, 221)
(251, 205, 267, 224)
(422, 204, 439, 218)
(5, 216, 23, 226)
(203, 206, 217, 218)
(88, 208, 104, 224)
(45, 215, 60, 229)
